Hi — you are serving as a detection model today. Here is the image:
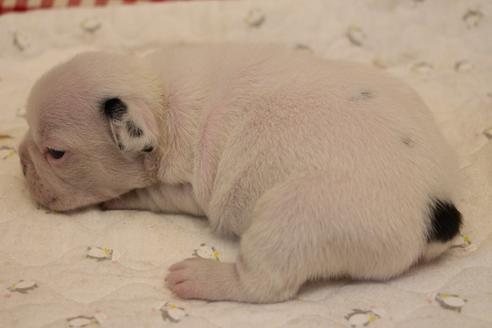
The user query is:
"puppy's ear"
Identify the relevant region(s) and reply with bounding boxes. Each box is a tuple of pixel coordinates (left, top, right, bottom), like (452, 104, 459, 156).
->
(102, 97, 158, 154)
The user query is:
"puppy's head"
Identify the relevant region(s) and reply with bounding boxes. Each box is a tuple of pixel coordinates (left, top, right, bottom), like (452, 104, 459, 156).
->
(19, 51, 164, 211)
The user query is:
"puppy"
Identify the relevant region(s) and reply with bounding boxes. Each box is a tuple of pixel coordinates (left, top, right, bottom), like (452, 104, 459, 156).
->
(19, 43, 462, 303)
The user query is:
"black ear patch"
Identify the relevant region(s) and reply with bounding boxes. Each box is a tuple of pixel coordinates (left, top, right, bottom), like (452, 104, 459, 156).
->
(103, 98, 127, 121)
(126, 120, 143, 138)
(427, 200, 462, 243)
(102, 97, 157, 153)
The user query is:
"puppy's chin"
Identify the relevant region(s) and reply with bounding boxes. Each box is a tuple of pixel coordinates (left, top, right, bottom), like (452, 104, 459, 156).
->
(43, 195, 105, 212)
(25, 167, 113, 212)
(30, 187, 107, 212)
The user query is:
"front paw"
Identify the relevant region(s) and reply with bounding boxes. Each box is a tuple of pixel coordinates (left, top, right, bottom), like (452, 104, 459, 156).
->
(165, 258, 238, 301)
(165, 258, 212, 300)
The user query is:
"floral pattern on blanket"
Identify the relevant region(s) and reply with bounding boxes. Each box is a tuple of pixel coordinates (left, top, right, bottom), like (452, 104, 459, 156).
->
(1, 0, 491, 327)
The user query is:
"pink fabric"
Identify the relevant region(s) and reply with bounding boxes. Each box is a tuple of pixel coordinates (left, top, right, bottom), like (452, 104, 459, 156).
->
(0, 0, 187, 15)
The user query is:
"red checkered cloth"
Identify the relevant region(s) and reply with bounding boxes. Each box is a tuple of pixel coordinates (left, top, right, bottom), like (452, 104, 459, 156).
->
(0, 0, 181, 15)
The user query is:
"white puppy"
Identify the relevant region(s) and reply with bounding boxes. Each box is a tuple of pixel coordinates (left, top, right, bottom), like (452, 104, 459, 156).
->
(19, 43, 462, 303)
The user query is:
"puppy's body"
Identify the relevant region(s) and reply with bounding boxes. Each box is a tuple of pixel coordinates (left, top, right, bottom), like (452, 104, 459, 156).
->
(20, 44, 462, 303)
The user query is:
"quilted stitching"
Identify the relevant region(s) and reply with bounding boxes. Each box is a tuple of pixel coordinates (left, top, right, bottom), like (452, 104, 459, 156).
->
(0, 0, 491, 327)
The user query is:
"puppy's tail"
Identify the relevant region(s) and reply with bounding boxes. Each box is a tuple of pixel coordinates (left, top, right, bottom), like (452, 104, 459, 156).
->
(423, 200, 462, 262)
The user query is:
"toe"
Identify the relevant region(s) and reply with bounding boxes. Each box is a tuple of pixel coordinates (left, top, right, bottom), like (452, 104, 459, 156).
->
(166, 258, 240, 301)
(165, 269, 190, 286)
(172, 281, 202, 300)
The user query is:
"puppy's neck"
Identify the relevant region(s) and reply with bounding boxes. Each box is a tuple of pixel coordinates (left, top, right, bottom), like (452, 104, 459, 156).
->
(155, 75, 210, 185)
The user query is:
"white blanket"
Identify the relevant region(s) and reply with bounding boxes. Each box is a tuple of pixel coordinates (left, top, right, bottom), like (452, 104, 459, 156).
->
(1, 0, 491, 327)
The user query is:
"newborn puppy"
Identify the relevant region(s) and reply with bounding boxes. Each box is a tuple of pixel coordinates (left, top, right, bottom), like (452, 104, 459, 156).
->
(19, 43, 462, 303)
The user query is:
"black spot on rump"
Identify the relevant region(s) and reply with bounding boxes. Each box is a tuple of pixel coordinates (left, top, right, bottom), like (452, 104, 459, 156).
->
(427, 199, 462, 243)
(102, 98, 127, 121)
(126, 120, 143, 138)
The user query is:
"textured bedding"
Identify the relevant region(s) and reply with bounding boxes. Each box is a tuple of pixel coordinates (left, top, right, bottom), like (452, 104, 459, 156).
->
(1, 0, 491, 327)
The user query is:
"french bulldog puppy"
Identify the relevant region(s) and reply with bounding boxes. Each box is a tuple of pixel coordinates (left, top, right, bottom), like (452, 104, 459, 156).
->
(19, 43, 462, 303)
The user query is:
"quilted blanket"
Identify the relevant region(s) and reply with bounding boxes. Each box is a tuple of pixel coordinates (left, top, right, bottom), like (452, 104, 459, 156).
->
(0, 0, 491, 327)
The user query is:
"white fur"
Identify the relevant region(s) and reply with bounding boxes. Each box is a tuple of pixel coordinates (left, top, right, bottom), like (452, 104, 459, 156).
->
(20, 43, 460, 303)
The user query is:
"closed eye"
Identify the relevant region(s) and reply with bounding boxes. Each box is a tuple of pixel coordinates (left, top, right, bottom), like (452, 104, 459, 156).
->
(47, 148, 65, 160)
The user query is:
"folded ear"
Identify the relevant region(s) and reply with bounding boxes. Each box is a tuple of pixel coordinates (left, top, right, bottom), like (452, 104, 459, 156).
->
(102, 97, 158, 154)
